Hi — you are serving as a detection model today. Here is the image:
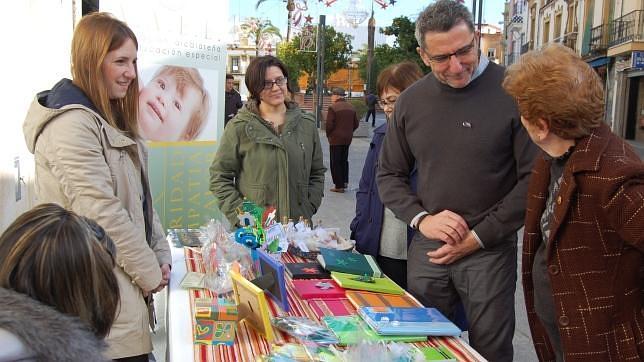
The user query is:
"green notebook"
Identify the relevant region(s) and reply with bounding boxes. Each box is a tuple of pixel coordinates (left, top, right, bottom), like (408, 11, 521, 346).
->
(416, 346, 457, 361)
(322, 315, 426, 345)
(318, 248, 383, 277)
(330, 272, 405, 295)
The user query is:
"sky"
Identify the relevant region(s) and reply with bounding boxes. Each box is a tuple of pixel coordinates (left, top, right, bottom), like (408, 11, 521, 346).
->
(229, 0, 507, 39)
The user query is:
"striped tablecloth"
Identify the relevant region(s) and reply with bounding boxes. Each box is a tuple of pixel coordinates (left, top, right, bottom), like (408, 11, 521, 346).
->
(183, 247, 485, 362)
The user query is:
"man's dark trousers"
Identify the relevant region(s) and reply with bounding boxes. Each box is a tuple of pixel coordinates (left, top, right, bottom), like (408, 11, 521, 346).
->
(365, 109, 376, 126)
(329, 145, 349, 188)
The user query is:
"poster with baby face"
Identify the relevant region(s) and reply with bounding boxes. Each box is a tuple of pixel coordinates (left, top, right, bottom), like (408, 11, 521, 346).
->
(138, 64, 218, 142)
(100, 0, 227, 143)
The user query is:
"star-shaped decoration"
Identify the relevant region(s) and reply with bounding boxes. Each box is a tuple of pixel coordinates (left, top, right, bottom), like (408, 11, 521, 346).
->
(389, 0, 396, 5)
(379, 3, 388, 9)
(305, 14, 313, 23)
(315, 281, 333, 290)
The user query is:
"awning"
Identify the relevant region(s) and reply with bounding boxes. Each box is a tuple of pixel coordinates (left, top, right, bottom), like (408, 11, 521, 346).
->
(588, 57, 609, 68)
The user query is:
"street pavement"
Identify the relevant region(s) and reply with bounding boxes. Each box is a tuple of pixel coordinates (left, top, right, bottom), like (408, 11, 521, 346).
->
(315, 111, 538, 361)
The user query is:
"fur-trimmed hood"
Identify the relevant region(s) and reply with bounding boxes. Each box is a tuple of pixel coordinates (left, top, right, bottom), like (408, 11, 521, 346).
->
(0, 288, 109, 361)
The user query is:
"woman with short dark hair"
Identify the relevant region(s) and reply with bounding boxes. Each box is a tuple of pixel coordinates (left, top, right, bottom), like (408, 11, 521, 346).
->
(0, 203, 119, 361)
(503, 43, 644, 361)
(210, 55, 326, 226)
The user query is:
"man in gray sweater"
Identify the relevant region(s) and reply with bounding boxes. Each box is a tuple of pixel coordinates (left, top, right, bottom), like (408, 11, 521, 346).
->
(377, 1, 536, 361)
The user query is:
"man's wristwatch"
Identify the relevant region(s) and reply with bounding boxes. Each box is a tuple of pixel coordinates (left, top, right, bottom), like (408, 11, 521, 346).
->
(414, 213, 429, 230)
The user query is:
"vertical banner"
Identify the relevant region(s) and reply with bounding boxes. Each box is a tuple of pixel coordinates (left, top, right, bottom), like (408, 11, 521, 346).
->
(101, 0, 228, 228)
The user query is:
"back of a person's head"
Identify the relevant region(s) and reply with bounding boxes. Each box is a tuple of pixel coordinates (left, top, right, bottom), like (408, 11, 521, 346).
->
(153, 65, 211, 140)
(377, 61, 424, 96)
(0, 203, 119, 338)
(71, 12, 140, 136)
(503, 43, 604, 139)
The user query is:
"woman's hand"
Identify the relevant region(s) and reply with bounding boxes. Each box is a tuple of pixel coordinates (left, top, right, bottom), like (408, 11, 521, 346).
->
(150, 264, 171, 294)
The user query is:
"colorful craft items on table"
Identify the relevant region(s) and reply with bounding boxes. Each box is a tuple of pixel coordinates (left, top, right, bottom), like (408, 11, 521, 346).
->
(193, 297, 238, 346)
(234, 201, 287, 253)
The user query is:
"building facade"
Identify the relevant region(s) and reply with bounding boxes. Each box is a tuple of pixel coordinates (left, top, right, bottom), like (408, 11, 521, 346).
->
(504, 0, 643, 146)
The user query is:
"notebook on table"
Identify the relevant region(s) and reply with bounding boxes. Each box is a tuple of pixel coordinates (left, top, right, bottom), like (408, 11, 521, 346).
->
(307, 298, 355, 319)
(330, 272, 405, 295)
(317, 248, 383, 277)
(285, 262, 330, 280)
(357, 306, 462, 336)
(346, 290, 418, 309)
(291, 279, 346, 299)
(322, 315, 427, 345)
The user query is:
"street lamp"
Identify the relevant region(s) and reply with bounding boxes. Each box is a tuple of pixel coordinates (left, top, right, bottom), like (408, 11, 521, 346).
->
(347, 56, 360, 98)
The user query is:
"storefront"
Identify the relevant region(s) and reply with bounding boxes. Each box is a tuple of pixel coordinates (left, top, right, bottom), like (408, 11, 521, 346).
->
(623, 51, 644, 144)
(608, 51, 644, 146)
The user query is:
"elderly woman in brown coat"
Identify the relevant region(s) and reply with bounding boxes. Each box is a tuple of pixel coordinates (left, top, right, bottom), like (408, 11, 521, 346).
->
(503, 43, 644, 362)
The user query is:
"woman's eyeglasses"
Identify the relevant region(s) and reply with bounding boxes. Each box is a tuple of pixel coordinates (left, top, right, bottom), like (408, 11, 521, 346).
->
(264, 77, 288, 89)
(378, 97, 398, 108)
(425, 36, 476, 64)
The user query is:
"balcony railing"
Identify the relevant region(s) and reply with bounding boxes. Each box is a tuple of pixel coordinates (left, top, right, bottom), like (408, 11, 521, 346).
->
(583, 24, 608, 57)
(506, 52, 521, 65)
(608, 10, 644, 47)
(563, 31, 578, 51)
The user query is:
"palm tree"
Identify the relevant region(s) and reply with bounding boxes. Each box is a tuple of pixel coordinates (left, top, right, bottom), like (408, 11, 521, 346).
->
(256, 0, 296, 41)
(240, 18, 283, 56)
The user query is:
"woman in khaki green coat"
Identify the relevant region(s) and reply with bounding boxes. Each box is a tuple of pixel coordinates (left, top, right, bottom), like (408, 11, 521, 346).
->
(210, 56, 326, 227)
(22, 13, 170, 361)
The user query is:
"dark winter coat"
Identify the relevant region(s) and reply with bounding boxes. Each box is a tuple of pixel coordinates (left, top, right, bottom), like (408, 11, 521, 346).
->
(523, 123, 644, 361)
(325, 98, 358, 145)
(350, 123, 417, 256)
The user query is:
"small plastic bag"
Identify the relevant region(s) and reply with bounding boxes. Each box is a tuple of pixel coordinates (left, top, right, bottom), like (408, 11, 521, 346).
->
(202, 219, 253, 294)
(258, 343, 340, 362)
(271, 316, 339, 345)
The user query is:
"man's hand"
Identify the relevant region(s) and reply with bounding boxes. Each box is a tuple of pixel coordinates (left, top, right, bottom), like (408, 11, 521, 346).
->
(426, 232, 480, 265)
(418, 210, 469, 245)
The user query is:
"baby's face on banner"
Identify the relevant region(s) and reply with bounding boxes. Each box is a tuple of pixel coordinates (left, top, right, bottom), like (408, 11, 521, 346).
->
(138, 74, 200, 141)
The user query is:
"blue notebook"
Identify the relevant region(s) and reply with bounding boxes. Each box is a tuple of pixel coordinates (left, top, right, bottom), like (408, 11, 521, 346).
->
(357, 306, 462, 336)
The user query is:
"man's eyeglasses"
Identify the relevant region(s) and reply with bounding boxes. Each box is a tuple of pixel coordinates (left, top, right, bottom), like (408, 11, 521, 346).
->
(425, 36, 476, 64)
(264, 77, 288, 89)
(378, 97, 398, 108)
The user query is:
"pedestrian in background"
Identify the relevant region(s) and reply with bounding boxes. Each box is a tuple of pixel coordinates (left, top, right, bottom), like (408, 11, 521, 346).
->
(504, 43, 644, 362)
(224, 73, 243, 127)
(326, 87, 359, 193)
(377, 1, 537, 360)
(210, 56, 325, 226)
(364, 91, 377, 127)
(22, 13, 171, 361)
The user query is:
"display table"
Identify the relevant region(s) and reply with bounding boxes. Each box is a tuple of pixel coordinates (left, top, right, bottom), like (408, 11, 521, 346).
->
(167, 245, 487, 361)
